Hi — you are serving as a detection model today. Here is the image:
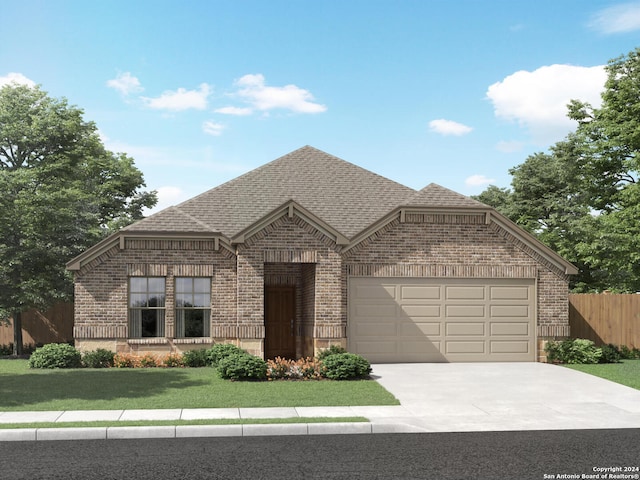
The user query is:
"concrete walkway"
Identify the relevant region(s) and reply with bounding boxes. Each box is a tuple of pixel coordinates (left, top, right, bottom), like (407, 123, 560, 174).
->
(2, 363, 640, 441)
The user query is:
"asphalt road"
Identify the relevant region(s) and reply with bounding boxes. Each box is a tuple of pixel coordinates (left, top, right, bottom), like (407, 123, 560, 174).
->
(2, 430, 639, 480)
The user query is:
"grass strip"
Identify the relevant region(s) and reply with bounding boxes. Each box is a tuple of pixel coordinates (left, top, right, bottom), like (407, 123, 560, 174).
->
(0, 416, 369, 430)
(564, 359, 640, 390)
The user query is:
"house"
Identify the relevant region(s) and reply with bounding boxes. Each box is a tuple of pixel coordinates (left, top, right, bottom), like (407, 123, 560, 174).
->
(67, 146, 577, 362)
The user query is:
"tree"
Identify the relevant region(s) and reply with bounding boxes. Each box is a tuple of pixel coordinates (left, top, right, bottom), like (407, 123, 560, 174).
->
(0, 83, 157, 354)
(475, 48, 640, 292)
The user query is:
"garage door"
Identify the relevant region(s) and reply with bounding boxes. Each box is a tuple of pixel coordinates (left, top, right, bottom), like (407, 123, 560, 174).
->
(348, 277, 535, 362)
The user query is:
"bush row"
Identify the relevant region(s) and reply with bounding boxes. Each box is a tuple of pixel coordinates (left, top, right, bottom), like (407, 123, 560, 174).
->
(25, 343, 372, 381)
(545, 339, 640, 364)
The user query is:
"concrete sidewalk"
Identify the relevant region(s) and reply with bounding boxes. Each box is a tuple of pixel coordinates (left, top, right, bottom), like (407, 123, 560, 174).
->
(2, 363, 640, 441)
(0, 406, 418, 441)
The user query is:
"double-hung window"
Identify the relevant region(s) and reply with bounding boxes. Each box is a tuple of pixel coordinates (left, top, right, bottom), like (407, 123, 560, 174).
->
(175, 277, 211, 338)
(129, 277, 166, 338)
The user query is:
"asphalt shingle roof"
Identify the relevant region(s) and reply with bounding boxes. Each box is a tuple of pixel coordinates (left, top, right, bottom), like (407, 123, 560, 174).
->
(124, 146, 486, 240)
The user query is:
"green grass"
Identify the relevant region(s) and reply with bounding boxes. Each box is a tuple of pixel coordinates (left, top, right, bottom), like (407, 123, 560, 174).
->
(0, 360, 398, 411)
(0, 417, 369, 430)
(565, 359, 640, 390)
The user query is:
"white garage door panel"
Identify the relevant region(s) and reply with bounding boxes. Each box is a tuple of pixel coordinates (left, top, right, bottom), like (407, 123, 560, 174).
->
(399, 322, 440, 336)
(490, 341, 530, 354)
(401, 305, 441, 317)
(401, 286, 441, 299)
(446, 341, 485, 354)
(446, 286, 485, 299)
(491, 286, 530, 300)
(446, 305, 485, 317)
(446, 322, 485, 336)
(490, 322, 529, 336)
(349, 277, 535, 363)
(491, 305, 529, 317)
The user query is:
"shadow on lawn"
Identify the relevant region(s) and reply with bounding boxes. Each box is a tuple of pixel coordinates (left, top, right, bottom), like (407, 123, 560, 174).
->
(0, 369, 208, 409)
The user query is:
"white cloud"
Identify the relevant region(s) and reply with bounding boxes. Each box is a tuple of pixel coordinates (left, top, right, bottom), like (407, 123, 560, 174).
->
(589, 2, 640, 34)
(0, 72, 36, 88)
(465, 174, 496, 187)
(233, 73, 327, 114)
(429, 119, 473, 136)
(106, 72, 143, 95)
(496, 140, 525, 153)
(215, 106, 253, 116)
(151, 186, 189, 212)
(202, 120, 225, 136)
(142, 83, 211, 111)
(486, 64, 607, 145)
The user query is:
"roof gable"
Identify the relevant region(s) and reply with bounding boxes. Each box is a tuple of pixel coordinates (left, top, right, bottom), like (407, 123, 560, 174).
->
(127, 146, 417, 239)
(405, 183, 487, 209)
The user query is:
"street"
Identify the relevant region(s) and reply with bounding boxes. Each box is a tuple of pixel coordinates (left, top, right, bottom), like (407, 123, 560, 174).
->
(2, 429, 639, 480)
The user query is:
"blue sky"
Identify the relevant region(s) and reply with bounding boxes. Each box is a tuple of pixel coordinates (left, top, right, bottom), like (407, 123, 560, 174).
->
(2, 0, 640, 213)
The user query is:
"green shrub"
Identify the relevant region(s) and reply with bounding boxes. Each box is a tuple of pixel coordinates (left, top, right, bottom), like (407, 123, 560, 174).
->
(217, 353, 267, 381)
(599, 344, 622, 364)
(28, 343, 82, 369)
(208, 343, 245, 367)
(316, 344, 347, 361)
(619, 345, 634, 360)
(161, 353, 185, 368)
(182, 349, 209, 367)
(545, 339, 601, 364)
(82, 349, 115, 368)
(322, 353, 372, 380)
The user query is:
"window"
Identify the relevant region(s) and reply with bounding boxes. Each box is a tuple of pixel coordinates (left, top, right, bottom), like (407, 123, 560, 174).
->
(175, 277, 211, 338)
(129, 277, 166, 338)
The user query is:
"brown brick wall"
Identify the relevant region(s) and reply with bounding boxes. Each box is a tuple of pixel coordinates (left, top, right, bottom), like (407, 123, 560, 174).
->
(343, 216, 571, 333)
(74, 240, 237, 352)
(73, 210, 570, 360)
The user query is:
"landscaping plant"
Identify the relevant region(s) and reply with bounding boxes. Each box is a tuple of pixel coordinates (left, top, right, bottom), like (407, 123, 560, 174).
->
(316, 344, 347, 361)
(207, 343, 246, 367)
(182, 349, 209, 367)
(217, 353, 267, 381)
(28, 343, 82, 369)
(81, 348, 115, 368)
(545, 338, 602, 364)
(322, 353, 372, 380)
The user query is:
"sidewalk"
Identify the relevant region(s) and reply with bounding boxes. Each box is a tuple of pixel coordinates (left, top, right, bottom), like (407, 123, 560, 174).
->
(0, 406, 420, 442)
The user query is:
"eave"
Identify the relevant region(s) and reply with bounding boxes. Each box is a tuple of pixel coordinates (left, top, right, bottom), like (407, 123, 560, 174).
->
(66, 231, 234, 272)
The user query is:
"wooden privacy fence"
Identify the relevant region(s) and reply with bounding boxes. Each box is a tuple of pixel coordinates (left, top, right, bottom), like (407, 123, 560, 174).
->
(0, 303, 74, 347)
(569, 294, 640, 347)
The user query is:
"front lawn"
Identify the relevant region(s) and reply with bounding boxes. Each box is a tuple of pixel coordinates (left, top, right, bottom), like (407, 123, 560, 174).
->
(0, 360, 399, 411)
(565, 359, 640, 390)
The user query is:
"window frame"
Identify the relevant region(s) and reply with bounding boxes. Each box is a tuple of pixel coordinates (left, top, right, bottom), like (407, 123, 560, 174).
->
(128, 276, 166, 338)
(174, 277, 212, 339)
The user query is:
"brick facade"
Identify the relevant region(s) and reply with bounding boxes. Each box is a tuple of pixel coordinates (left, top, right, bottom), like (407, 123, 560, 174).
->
(73, 210, 570, 361)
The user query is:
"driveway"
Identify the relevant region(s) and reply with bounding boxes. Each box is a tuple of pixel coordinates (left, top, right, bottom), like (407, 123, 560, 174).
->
(368, 362, 640, 432)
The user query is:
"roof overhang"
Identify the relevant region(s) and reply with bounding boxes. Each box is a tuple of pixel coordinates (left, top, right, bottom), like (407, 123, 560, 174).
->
(66, 231, 233, 271)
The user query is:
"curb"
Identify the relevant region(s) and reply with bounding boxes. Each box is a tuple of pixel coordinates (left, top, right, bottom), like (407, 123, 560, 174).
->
(0, 422, 424, 442)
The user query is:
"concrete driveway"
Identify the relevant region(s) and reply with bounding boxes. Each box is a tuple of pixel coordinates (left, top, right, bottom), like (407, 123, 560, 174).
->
(369, 362, 640, 432)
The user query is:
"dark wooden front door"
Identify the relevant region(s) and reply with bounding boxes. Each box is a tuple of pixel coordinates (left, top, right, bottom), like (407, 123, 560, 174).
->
(264, 286, 296, 359)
